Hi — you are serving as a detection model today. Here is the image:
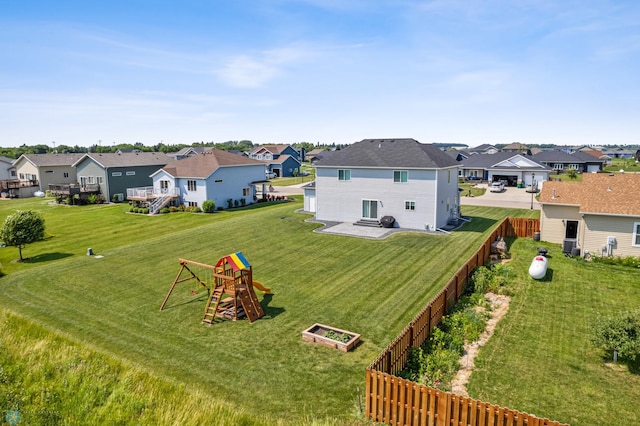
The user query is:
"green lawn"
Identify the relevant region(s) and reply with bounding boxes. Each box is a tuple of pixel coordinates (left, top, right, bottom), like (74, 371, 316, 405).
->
(603, 157, 639, 174)
(0, 198, 532, 423)
(5, 198, 638, 425)
(469, 237, 640, 426)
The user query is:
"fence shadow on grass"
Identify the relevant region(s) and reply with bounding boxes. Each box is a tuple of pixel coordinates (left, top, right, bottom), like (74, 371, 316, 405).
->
(24, 252, 73, 263)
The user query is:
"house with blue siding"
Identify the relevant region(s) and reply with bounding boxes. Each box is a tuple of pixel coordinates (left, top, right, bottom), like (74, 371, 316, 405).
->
(311, 138, 460, 231)
(149, 149, 267, 211)
(248, 144, 301, 177)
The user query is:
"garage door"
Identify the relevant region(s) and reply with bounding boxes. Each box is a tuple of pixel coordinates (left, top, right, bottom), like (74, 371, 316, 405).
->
(587, 164, 600, 173)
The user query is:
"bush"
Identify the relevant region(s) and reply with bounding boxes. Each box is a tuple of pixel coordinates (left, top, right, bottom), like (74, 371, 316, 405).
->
(87, 194, 99, 204)
(592, 255, 640, 268)
(193, 207, 202, 213)
(169, 206, 178, 213)
(234, 199, 239, 207)
(216, 206, 224, 211)
(159, 207, 170, 214)
(240, 198, 246, 207)
(471, 264, 512, 295)
(226, 198, 233, 209)
(177, 204, 185, 212)
(591, 309, 640, 362)
(202, 200, 216, 213)
(142, 208, 149, 214)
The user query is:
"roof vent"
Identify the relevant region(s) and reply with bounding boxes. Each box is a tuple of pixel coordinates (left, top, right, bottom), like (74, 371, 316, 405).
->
(606, 186, 612, 192)
(551, 188, 557, 199)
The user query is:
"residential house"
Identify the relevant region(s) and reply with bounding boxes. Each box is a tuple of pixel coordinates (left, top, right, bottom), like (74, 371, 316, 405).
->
(167, 146, 214, 161)
(538, 173, 640, 257)
(309, 150, 336, 165)
(12, 153, 84, 197)
(148, 149, 267, 212)
(73, 152, 171, 201)
(468, 144, 499, 155)
(458, 152, 550, 186)
(248, 144, 301, 177)
(446, 149, 472, 162)
(0, 156, 15, 181)
(533, 151, 604, 174)
(501, 142, 531, 155)
(602, 147, 636, 159)
(312, 138, 460, 231)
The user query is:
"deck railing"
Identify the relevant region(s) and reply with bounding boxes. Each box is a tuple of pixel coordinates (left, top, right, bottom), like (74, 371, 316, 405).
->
(126, 187, 179, 199)
(364, 217, 568, 426)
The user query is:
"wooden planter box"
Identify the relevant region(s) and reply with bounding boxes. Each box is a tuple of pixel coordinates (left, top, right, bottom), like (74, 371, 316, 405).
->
(302, 323, 360, 352)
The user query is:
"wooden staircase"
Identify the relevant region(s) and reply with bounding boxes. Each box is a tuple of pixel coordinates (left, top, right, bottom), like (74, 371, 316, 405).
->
(202, 286, 224, 324)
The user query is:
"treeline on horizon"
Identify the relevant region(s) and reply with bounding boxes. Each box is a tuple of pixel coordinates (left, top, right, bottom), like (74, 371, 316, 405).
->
(1, 140, 637, 160)
(0, 140, 351, 160)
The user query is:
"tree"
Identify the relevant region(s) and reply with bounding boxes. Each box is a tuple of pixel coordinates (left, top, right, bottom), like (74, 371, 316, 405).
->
(566, 168, 578, 180)
(0, 210, 46, 261)
(591, 310, 640, 362)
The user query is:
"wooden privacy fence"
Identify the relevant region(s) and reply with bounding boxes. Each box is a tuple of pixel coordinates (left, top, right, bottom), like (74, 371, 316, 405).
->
(365, 217, 566, 426)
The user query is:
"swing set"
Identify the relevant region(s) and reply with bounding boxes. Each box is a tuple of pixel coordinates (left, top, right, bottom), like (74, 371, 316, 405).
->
(160, 252, 271, 324)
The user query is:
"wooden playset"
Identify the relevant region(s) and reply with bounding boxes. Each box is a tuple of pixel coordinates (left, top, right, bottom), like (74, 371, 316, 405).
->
(160, 252, 271, 324)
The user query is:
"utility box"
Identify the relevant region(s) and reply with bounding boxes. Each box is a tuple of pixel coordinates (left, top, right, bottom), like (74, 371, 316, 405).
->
(607, 236, 617, 245)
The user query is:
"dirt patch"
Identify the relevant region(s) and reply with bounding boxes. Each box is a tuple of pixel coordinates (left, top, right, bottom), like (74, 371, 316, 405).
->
(451, 293, 511, 397)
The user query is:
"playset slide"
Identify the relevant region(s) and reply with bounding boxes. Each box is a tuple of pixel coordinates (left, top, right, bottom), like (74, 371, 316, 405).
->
(252, 281, 272, 294)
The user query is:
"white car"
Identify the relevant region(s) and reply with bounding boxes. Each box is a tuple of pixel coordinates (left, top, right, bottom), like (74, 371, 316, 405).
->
(489, 181, 505, 193)
(266, 171, 277, 179)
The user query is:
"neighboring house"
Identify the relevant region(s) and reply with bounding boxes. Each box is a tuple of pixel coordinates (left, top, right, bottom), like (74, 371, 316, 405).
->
(148, 149, 267, 212)
(167, 146, 214, 161)
(307, 148, 328, 163)
(13, 153, 84, 196)
(309, 150, 336, 165)
(0, 156, 15, 181)
(468, 144, 499, 155)
(248, 144, 301, 177)
(602, 148, 636, 159)
(312, 138, 460, 231)
(446, 149, 472, 162)
(501, 142, 531, 155)
(538, 173, 640, 257)
(533, 151, 604, 174)
(458, 152, 550, 186)
(73, 152, 171, 201)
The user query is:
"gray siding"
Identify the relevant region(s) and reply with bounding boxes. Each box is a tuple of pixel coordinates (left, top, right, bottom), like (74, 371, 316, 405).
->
(316, 166, 453, 230)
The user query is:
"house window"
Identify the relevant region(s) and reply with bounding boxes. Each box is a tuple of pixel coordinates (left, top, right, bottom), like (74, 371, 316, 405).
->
(338, 169, 351, 181)
(126, 171, 135, 176)
(553, 163, 564, 170)
(214, 179, 223, 183)
(97, 176, 103, 185)
(160, 180, 169, 193)
(45, 170, 54, 174)
(112, 171, 122, 177)
(11, 171, 16, 177)
(394, 170, 408, 183)
(187, 201, 198, 207)
(63, 172, 69, 178)
(19, 173, 25, 179)
(633, 222, 640, 247)
(187, 180, 197, 191)
(568, 164, 579, 170)
(405, 201, 416, 211)
(243, 187, 250, 196)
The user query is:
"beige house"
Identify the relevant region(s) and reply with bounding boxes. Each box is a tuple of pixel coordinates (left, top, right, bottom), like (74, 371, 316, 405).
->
(539, 173, 640, 257)
(12, 153, 84, 196)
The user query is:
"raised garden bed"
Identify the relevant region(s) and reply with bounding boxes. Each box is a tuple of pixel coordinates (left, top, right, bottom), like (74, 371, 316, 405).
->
(302, 323, 360, 352)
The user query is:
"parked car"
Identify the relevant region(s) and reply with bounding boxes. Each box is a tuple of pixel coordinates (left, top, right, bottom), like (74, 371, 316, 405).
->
(489, 181, 505, 192)
(266, 171, 277, 179)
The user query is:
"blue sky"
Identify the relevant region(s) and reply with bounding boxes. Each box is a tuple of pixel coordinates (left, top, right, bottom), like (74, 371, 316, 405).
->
(1, 0, 639, 147)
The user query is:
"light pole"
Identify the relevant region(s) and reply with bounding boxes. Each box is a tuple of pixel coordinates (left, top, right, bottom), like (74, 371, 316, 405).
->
(530, 172, 535, 210)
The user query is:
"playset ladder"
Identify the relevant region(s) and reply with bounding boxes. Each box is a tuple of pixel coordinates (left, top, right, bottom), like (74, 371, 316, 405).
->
(239, 285, 264, 323)
(202, 286, 224, 324)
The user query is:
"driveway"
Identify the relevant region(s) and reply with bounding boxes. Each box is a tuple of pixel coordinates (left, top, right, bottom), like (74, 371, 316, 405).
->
(461, 183, 540, 210)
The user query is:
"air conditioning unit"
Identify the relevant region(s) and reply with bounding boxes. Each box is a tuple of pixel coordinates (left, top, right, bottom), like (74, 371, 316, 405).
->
(113, 193, 124, 202)
(562, 238, 577, 254)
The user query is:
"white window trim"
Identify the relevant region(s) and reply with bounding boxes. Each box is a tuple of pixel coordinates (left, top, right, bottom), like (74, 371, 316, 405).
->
(338, 169, 351, 181)
(405, 201, 416, 211)
(394, 170, 408, 183)
(112, 171, 122, 177)
(633, 222, 640, 247)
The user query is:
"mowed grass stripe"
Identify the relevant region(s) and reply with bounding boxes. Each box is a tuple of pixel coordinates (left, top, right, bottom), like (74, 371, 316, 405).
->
(0, 198, 530, 421)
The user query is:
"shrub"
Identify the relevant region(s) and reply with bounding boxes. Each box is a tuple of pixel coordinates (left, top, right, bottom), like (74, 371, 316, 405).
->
(193, 207, 202, 213)
(234, 199, 239, 208)
(159, 207, 170, 214)
(65, 196, 72, 205)
(202, 200, 216, 213)
(591, 309, 640, 362)
(226, 198, 233, 209)
(471, 264, 512, 295)
(177, 204, 185, 212)
(169, 206, 178, 213)
(87, 194, 99, 205)
(240, 198, 246, 207)
(216, 206, 224, 211)
(592, 255, 640, 268)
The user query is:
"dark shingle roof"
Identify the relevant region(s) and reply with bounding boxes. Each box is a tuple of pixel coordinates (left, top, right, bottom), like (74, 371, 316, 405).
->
(314, 138, 458, 169)
(73, 152, 171, 168)
(460, 152, 549, 169)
